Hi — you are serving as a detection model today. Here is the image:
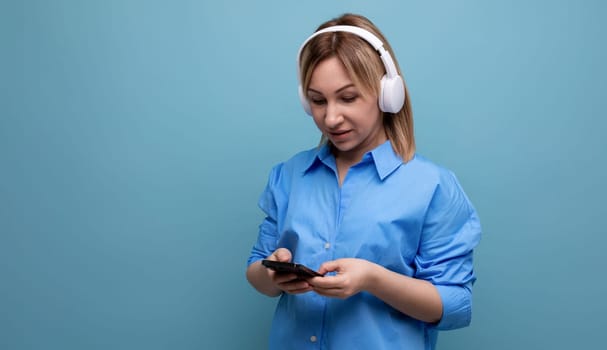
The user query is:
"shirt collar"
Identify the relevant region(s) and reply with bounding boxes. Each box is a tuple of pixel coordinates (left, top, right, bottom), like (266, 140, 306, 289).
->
(369, 140, 404, 180)
(303, 140, 404, 181)
(303, 144, 333, 174)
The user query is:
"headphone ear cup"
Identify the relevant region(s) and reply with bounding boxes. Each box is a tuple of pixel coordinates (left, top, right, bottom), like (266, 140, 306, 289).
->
(379, 75, 405, 113)
(299, 85, 312, 116)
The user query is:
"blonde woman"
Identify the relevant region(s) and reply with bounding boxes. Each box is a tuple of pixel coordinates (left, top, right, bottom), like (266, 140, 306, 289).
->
(246, 13, 481, 350)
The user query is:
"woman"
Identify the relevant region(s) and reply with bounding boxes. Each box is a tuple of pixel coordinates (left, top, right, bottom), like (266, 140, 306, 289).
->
(246, 13, 481, 350)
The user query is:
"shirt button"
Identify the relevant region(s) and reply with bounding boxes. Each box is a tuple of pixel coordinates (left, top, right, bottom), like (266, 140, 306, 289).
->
(310, 335, 317, 342)
(324, 242, 331, 249)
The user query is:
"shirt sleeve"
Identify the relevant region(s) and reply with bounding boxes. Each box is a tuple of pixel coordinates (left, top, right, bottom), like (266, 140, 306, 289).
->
(414, 169, 482, 330)
(246, 164, 283, 267)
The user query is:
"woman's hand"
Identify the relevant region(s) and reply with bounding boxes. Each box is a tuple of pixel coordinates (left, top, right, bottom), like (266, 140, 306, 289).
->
(266, 248, 313, 295)
(307, 258, 375, 299)
(306, 257, 443, 323)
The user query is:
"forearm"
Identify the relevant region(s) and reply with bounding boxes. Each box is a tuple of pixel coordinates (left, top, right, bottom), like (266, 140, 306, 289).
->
(246, 260, 282, 297)
(365, 263, 443, 324)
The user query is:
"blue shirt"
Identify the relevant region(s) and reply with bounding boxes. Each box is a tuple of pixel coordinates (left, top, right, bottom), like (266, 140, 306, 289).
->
(247, 140, 481, 350)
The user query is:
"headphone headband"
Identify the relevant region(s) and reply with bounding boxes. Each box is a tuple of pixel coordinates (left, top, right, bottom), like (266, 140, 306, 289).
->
(296, 25, 405, 115)
(297, 25, 399, 79)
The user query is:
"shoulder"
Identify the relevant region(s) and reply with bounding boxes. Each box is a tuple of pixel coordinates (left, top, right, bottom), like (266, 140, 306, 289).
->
(404, 154, 459, 187)
(400, 154, 471, 209)
(266, 147, 319, 185)
(408, 154, 475, 216)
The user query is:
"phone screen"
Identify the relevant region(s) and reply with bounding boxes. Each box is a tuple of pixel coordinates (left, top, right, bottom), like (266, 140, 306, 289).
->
(261, 260, 323, 278)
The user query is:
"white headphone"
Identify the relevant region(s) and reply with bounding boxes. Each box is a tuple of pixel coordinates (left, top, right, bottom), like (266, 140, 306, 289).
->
(297, 25, 405, 115)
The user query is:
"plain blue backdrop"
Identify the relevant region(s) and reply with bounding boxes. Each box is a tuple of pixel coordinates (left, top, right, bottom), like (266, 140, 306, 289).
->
(1, 0, 606, 349)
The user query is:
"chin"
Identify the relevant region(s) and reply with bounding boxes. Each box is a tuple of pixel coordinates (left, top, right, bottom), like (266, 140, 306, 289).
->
(331, 142, 357, 153)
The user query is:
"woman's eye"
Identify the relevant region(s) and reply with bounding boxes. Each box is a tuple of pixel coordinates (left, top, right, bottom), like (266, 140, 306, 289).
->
(342, 96, 357, 103)
(310, 98, 326, 106)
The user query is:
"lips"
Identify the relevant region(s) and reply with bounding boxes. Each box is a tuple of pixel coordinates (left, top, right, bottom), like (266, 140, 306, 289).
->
(329, 130, 352, 141)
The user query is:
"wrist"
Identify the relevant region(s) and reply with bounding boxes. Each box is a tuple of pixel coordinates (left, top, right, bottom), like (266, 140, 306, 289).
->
(363, 260, 383, 292)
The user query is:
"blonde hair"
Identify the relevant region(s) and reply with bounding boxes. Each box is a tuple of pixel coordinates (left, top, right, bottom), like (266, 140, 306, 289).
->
(299, 13, 415, 162)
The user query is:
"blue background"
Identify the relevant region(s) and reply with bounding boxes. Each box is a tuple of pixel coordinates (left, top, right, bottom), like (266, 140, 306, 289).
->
(1, 0, 606, 349)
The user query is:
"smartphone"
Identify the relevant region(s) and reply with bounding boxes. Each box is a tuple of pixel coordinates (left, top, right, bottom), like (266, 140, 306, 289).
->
(261, 260, 323, 278)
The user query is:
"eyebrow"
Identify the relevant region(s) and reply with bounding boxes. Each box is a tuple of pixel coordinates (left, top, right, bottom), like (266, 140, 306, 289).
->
(307, 83, 356, 95)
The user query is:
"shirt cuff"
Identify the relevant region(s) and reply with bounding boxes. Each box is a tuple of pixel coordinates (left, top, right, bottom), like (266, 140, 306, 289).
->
(432, 283, 472, 330)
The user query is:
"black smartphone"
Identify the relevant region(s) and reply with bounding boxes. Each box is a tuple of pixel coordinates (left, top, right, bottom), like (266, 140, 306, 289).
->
(261, 260, 323, 278)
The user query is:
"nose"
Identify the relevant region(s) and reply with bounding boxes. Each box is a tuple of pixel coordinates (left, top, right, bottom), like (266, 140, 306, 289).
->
(324, 101, 343, 128)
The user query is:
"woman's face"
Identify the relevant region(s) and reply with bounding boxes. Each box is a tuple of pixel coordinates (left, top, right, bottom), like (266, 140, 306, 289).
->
(307, 56, 386, 163)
